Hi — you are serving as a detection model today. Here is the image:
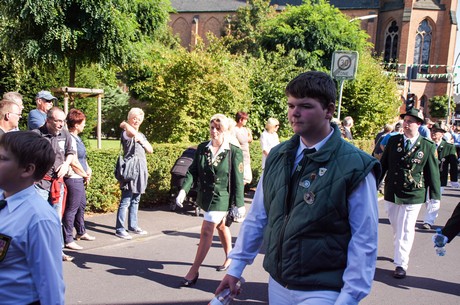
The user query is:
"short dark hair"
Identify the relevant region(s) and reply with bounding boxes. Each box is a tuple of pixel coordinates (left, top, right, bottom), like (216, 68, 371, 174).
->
(285, 71, 337, 109)
(66, 108, 86, 129)
(235, 111, 248, 122)
(0, 131, 55, 181)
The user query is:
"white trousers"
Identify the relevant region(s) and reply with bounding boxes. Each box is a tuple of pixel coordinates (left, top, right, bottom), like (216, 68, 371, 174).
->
(385, 200, 423, 270)
(423, 187, 444, 225)
(268, 276, 339, 305)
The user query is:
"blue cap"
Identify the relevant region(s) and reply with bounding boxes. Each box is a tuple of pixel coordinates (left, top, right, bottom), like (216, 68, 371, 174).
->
(36, 90, 57, 101)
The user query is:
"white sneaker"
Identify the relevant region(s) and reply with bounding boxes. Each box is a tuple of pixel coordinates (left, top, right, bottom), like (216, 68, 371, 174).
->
(115, 231, 132, 240)
(130, 228, 148, 235)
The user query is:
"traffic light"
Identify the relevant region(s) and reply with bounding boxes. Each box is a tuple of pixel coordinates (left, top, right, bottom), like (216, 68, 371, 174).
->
(406, 93, 416, 111)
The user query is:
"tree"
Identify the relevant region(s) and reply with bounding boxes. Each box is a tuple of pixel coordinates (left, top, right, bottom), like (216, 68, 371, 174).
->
(341, 52, 401, 139)
(428, 95, 450, 120)
(258, 0, 370, 68)
(0, 0, 171, 87)
(223, 0, 276, 55)
(124, 38, 252, 143)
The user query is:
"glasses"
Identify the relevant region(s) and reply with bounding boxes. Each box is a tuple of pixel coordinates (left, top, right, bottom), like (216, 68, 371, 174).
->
(9, 112, 22, 119)
(53, 119, 66, 124)
(44, 100, 54, 103)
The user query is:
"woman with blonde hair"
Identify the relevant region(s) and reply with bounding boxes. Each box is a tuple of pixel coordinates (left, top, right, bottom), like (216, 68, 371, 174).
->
(260, 117, 280, 170)
(115, 107, 153, 240)
(176, 113, 245, 287)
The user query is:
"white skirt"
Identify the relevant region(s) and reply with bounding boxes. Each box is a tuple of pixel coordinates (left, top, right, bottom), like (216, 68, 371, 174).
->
(203, 210, 227, 224)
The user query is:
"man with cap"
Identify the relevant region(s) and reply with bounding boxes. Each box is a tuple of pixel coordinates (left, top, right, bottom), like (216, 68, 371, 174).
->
(421, 122, 460, 230)
(27, 90, 56, 130)
(380, 107, 440, 279)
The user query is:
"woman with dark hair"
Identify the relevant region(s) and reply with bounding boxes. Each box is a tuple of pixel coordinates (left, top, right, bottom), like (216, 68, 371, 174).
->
(63, 109, 95, 250)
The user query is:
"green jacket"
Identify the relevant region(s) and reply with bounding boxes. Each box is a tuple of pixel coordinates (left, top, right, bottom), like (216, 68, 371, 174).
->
(262, 125, 380, 291)
(380, 134, 441, 203)
(182, 141, 245, 212)
(436, 139, 458, 186)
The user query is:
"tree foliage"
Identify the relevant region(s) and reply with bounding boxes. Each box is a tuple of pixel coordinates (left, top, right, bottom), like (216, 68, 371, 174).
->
(124, 38, 252, 143)
(428, 95, 450, 120)
(258, 0, 370, 68)
(341, 52, 401, 139)
(0, 0, 171, 86)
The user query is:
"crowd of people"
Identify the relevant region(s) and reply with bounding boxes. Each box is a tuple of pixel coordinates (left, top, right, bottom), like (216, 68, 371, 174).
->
(1, 73, 460, 305)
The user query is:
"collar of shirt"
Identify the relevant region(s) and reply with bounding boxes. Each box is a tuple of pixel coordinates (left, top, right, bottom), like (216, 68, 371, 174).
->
(206, 138, 230, 155)
(0, 185, 36, 214)
(403, 134, 420, 150)
(295, 127, 334, 161)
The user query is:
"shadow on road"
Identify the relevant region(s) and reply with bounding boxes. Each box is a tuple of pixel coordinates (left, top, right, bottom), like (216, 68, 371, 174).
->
(373, 267, 460, 296)
(68, 252, 268, 304)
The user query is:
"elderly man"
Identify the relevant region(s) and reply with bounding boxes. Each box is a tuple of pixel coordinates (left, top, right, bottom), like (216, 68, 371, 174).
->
(28, 90, 56, 130)
(0, 99, 22, 136)
(380, 108, 440, 279)
(33, 107, 75, 262)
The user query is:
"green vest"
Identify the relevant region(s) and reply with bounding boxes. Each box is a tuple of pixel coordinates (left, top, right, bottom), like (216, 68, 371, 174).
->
(182, 141, 245, 212)
(380, 134, 441, 203)
(262, 125, 380, 291)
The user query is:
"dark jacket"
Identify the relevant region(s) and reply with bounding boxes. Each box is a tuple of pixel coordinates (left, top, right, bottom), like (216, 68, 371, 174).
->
(182, 140, 244, 212)
(380, 134, 441, 204)
(436, 139, 458, 187)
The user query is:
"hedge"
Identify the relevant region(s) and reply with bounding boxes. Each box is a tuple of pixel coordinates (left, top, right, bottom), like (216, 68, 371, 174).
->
(85, 139, 372, 213)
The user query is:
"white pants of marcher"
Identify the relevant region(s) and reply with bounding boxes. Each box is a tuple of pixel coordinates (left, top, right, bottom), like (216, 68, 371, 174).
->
(385, 200, 423, 270)
(268, 276, 339, 305)
(423, 187, 444, 225)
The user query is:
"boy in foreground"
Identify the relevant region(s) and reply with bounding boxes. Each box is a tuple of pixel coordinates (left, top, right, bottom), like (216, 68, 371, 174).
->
(0, 131, 65, 305)
(215, 71, 380, 304)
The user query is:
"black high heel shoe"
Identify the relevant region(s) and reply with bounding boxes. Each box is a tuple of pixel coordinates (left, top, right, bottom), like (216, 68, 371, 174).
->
(180, 273, 199, 287)
(216, 265, 229, 272)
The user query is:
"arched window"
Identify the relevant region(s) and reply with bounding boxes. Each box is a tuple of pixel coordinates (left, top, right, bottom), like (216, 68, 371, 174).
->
(384, 21, 399, 63)
(413, 19, 432, 74)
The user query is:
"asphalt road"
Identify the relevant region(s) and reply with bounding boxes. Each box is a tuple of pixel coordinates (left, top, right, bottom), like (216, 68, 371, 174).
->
(63, 189, 460, 305)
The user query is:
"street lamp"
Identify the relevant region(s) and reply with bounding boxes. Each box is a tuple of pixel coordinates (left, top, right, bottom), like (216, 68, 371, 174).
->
(349, 14, 378, 22)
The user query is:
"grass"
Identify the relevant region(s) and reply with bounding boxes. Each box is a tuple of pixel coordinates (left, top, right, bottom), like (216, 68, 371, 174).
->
(87, 138, 120, 150)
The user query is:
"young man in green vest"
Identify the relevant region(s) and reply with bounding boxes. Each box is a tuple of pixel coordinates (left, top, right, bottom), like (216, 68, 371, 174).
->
(380, 108, 441, 279)
(214, 71, 381, 304)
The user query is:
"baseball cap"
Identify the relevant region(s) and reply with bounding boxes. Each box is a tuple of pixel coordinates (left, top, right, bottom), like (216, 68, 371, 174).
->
(36, 90, 57, 101)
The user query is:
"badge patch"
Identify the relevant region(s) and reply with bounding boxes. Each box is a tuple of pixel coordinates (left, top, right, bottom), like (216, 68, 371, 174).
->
(304, 191, 315, 205)
(0, 234, 12, 262)
(300, 180, 311, 188)
(319, 168, 327, 176)
(397, 147, 402, 152)
(417, 151, 424, 159)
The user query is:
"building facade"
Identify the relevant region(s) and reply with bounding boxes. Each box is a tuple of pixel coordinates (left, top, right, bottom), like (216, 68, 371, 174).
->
(169, 0, 458, 119)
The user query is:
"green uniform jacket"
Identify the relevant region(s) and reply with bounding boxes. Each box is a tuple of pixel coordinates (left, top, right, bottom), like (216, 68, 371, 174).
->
(436, 139, 458, 187)
(380, 134, 441, 204)
(182, 141, 245, 212)
(262, 125, 380, 291)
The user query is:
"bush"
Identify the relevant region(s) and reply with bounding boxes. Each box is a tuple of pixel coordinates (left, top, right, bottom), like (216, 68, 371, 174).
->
(85, 138, 373, 213)
(86, 141, 264, 213)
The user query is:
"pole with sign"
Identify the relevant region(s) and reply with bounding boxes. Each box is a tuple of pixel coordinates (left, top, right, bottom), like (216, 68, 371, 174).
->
(331, 51, 359, 120)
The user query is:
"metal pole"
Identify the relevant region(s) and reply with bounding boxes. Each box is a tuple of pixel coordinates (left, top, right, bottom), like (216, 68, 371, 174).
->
(448, 72, 454, 124)
(337, 79, 345, 120)
(448, 53, 460, 124)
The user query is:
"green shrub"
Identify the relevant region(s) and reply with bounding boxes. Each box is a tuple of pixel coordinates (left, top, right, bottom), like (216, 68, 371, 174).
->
(86, 142, 264, 213)
(85, 139, 373, 213)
